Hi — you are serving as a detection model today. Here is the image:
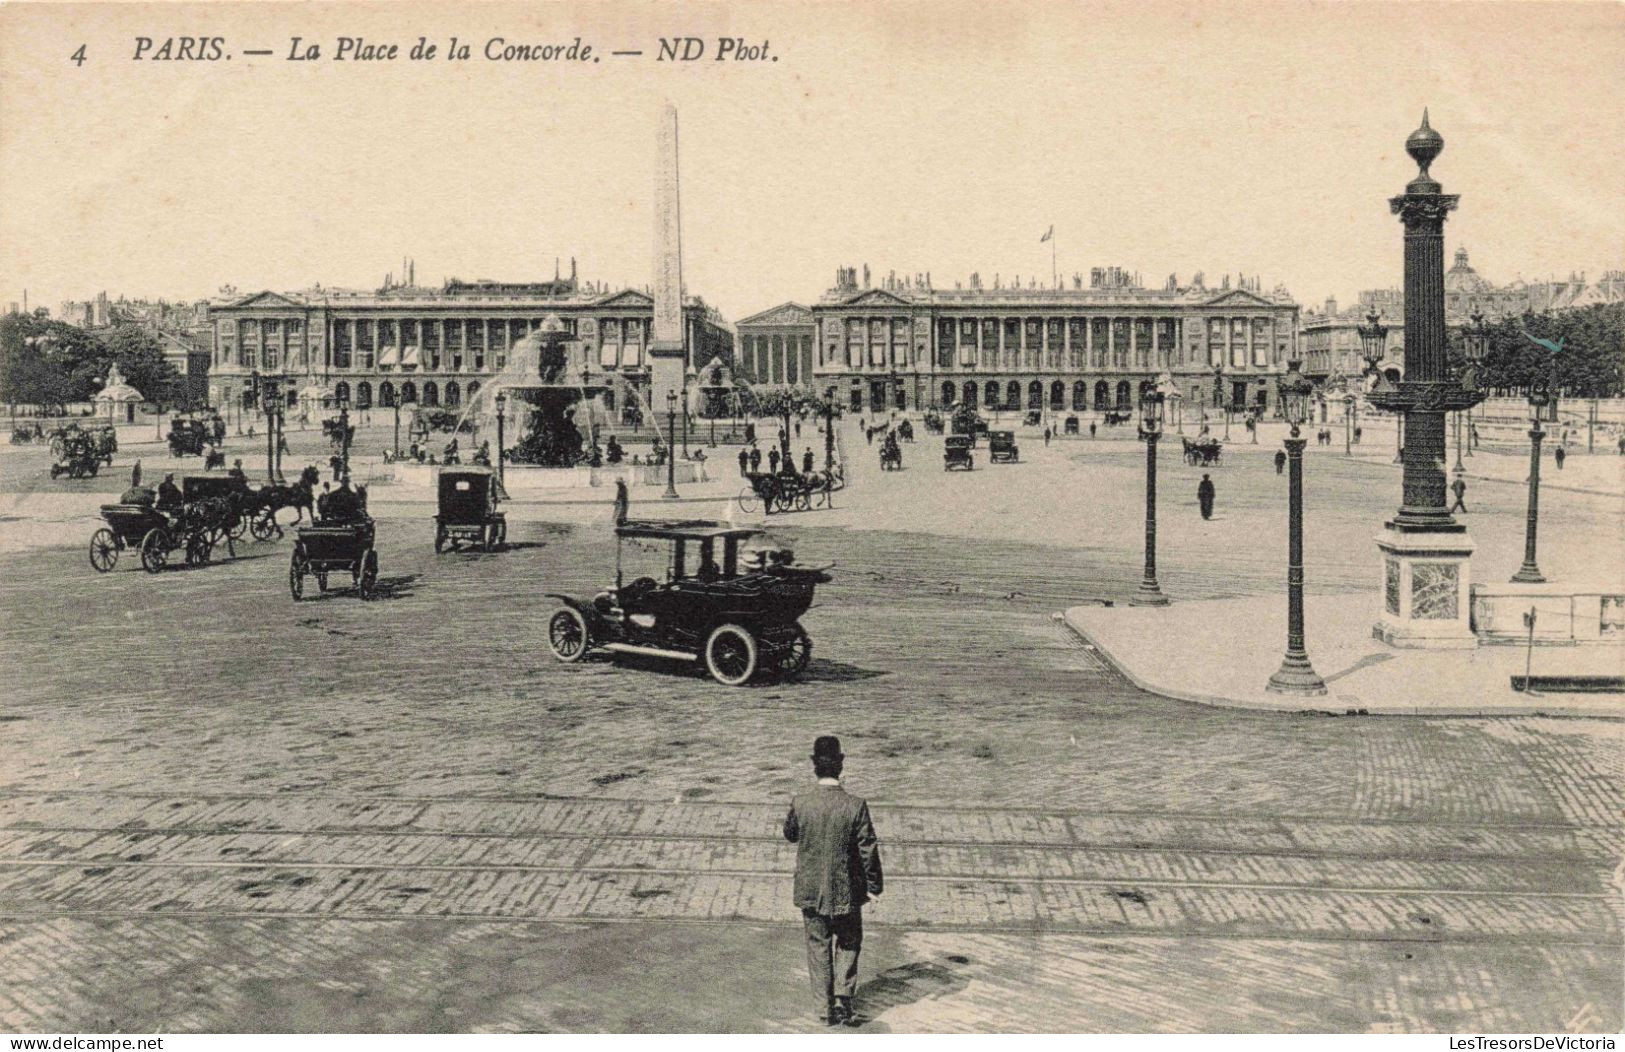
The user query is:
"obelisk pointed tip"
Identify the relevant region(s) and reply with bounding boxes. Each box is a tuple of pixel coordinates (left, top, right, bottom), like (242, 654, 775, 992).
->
(1421, 107, 1430, 128)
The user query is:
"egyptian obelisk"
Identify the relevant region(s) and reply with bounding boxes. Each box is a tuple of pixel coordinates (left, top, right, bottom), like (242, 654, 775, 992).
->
(648, 104, 686, 413)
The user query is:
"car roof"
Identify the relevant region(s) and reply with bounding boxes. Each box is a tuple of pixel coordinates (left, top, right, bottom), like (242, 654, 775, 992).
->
(616, 518, 760, 542)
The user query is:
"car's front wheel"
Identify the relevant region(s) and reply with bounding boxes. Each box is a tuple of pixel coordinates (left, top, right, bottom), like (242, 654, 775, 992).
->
(705, 623, 758, 686)
(547, 606, 590, 663)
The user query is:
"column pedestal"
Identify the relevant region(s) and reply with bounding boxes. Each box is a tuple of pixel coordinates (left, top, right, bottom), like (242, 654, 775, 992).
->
(1373, 527, 1478, 649)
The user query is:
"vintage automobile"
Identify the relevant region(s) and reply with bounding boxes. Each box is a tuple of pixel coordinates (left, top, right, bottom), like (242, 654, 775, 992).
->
(949, 404, 988, 442)
(1063, 414, 1080, 435)
(50, 434, 102, 479)
(922, 409, 945, 434)
(988, 430, 1020, 464)
(544, 519, 831, 686)
(435, 466, 508, 552)
(167, 418, 210, 457)
(290, 519, 379, 599)
(944, 434, 975, 471)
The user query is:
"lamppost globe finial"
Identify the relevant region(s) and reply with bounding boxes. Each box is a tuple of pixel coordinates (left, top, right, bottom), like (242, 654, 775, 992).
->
(1406, 108, 1444, 187)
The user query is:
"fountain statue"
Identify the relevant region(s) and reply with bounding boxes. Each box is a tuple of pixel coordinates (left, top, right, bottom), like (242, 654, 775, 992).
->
(455, 316, 610, 468)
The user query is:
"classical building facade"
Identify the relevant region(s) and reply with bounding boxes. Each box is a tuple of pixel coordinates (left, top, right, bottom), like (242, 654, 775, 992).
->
(810, 267, 1300, 415)
(206, 275, 732, 417)
(733, 303, 815, 386)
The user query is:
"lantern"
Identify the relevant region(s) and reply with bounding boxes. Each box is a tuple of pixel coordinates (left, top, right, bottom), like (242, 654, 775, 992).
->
(1138, 388, 1164, 435)
(1279, 359, 1313, 432)
(1357, 308, 1389, 374)
(1464, 309, 1488, 363)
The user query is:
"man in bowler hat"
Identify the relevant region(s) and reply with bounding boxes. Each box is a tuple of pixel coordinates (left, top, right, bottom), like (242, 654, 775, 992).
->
(783, 736, 884, 1026)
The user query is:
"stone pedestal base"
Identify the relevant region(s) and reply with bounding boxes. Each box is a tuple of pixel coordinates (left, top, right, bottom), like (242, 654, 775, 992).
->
(1373, 527, 1478, 649)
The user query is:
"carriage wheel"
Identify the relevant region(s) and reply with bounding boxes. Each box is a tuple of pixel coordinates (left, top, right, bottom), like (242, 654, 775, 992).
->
(547, 606, 590, 662)
(773, 624, 813, 680)
(139, 529, 169, 574)
(705, 624, 758, 687)
(794, 487, 812, 512)
(88, 529, 118, 573)
(250, 510, 276, 541)
(289, 553, 307, 600)
(736, 486, 758, 514)
(358, 550, 378, 598)
(227, 515, 248, 541)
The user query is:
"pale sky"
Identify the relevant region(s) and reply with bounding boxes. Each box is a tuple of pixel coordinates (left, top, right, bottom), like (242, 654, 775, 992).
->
(2, 1, 1621, 321)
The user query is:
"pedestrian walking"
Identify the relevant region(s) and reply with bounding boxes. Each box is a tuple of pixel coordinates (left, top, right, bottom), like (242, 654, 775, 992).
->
(738, 448, 750, 476)
(1470, 424, 1479, 449)
(749, 445, 762, 473)
(783, 736, 883, 1028)
(795, 419, 802, 439)
(1450, 476, 1468, 513)
(1089, 421, 1097, 439)
(802, 447, 814, 474)
(1044, 426, 1052, 446)
(1355, 425, 1363, 445)
(1554, 445, 1566, 470)
(769, 447, 781, 474)
(865, 427, 874, 446)
(1274, 449, 1286, 475)
(1197, 473, 1216, 520)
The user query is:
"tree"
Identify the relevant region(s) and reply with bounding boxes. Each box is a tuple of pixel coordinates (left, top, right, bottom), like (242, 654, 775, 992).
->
(0, 314, 100, 408)
(100, 325, 182, 406)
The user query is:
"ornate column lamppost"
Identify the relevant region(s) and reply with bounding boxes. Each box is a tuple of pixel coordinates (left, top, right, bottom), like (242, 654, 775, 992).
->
(1132, 389, 1169, 606)
(1367, 112, 1485, 648)
(1266, 359, 1326, 695)
(1343, 392, 1354, 456)
(393, 397, 402, 456)
(1511, 381, 1549, 584)
(494, 391, 507, 484)
(663, 389, 679, 500)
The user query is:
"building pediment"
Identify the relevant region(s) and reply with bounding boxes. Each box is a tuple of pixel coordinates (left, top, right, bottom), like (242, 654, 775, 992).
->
(594, 289, 654, 308)
(737, 302, 813, 327)
(837, 289, 913, 308)
(1202, 288, 1276, 309)
(225, 290, 307, 310)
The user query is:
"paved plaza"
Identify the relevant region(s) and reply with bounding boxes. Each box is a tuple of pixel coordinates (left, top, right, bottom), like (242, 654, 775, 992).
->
(0, 416, 1621, 1032)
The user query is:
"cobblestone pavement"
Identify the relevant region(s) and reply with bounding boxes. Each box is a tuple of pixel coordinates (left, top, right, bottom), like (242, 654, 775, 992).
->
(1, 440, 1621, 1032)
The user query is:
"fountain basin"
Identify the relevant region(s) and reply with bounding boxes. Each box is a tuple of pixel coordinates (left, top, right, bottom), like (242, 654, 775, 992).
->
(385, 460, 708, 493)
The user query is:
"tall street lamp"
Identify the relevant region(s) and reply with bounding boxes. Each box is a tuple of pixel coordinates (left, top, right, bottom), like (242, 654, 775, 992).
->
(1511, 378, 1550, 584)
(1266, 359, 1327, 696)
(1132, 388, 1169, 606)
(392, 396, 402, 456)
(663, 389, 679, 500)
(1343, 392, 1354, 456)
(1463, 310, 1488, 457)
(494, 390, 507, 484)
(336, 388, 351, 478)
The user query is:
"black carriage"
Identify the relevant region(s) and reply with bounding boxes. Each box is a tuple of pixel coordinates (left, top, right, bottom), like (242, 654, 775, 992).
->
(737, 470, 831, 515)
(289, 520, 378, 600)
(989, 430, 1020, 464)
(183, 474, 251, 550)
(944, 434, 975, 471)
(950, 404, 989, 442)
(167, 418, 209, 457)
(50, 434, 101, 479)
(434, 466, 508, 552)
(544, 520, 831, 686)
(1181, 437, 1224, 466)
(922, 409, 945, 434)
(897, 419, 915, 443)
(88, 499, 218, 573)
(879, 436, 903, 471)
(322, 416, 356, 450)
(1023, 410, 1042, 427)
(1064, 415, 1080, 435)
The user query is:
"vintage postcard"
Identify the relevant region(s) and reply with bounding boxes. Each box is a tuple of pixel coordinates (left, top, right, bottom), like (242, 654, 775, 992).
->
(1, 0, 1621, 1040)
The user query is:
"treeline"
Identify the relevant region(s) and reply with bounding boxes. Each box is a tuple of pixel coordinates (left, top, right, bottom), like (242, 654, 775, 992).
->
(0, 311, 184, 409)
(1450, 303, 1625, 398)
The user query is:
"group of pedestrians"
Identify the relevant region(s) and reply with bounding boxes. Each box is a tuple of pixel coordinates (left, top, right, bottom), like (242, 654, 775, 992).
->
(737, 443, 816, 477)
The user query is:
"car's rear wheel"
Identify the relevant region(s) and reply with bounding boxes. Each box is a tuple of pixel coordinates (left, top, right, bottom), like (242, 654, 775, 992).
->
(547, 606, 590, 662)
(705, 623, 758, 686)
(773, 624, 812, 679)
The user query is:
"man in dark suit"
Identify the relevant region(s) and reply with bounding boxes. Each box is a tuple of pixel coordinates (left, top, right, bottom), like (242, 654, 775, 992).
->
(783, 736, 883, 1026)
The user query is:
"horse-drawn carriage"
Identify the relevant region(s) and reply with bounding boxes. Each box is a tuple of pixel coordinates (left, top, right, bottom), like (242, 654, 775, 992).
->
(9, 421, 46, 445)
(241, 465, 321, 540)
(922, 409, 945, 434)
(1102, 410, 1132, 427)
(322, 416, 357, 451)
(879, 434, 903, 471)
(1064, 414, 1080, 435)
(544, 519, 831, 686)
(434, 466, 508, 552)
(289, 519, 378, 600)
(896, 419, 915, 443)
(944, 434, 975, 471)
(737, 469, 832, 515)
(1023, 410, 1042, 427)
(1182, 437, 1223, 466)
(49, 432, 102, 479)
(167, 417, 210, 457)
(88, 478, 239, 573)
